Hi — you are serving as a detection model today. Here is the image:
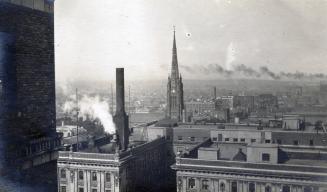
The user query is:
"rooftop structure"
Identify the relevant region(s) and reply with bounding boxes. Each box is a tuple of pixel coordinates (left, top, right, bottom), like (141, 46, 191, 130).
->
(172, 138, 327, 192)
(57, 68, 174, 192)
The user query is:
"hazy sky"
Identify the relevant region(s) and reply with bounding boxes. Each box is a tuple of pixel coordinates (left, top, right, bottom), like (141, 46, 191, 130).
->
(55, 0, 327, 81)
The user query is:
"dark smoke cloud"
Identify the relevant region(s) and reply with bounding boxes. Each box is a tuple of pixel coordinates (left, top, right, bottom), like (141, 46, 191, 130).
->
(259, 66, 281, 80)
(234, 64, 261, 78)
(180, 64, 327, 81)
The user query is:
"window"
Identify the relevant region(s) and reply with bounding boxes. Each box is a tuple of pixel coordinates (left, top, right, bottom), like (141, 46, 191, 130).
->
(188, 178, 195, 189)
(293, 140, 299, 145)
(79, 188, 84, 192)
(249, 183, 255, 192)
(212, 137, 218, 142)
(178, 136, 183, 141)
(282, 186, 290, 192)
(265, 186, 271, 192)
(61, 186, 66, 192)
(166, 135, 171, 140)
(60, 169, 66, 179)
(233, 138, 238, 142)
(231, 181, 237, 192)
(265, 139, 271, 144)
(262, 153, 270, 162)
(304, 186, 312, 192)
(277, 139, 282, 144)
(78, 171, 83, 180)
(202, 180, 209, 190)
(105, 173, 111, 182)
(218, 134, 223, 141)
(190, 137, 195, 141)
(309, 140, 314, 146)
(220, 183, 225, 192)
(105, 190, 111, 192)
(92, 172, 97, 181)
(225, 138, 230, 142)
(92, 189, 97, 192)
(251, 139, 256, 143)
(240, 138, 245, 142)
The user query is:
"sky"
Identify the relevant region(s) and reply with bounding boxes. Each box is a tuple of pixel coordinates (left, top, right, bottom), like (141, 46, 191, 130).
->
(55, 0, 327, 82)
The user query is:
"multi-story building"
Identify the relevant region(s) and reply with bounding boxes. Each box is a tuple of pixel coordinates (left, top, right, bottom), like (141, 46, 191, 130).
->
(171, 124, 327, 192)
(0, 0, 62, 190)
(57, 137, 169, 192)
(172, 142, 327, 192)
(166, 28, 185, 121)
(57, 69, 173, 192)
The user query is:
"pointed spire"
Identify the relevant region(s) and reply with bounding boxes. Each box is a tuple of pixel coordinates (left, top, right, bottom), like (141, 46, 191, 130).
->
(171, 26, 179, 79)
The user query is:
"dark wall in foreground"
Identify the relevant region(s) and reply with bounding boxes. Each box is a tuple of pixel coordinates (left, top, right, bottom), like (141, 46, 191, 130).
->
(0, 2, 59, 191)
(0, 1, 56, 163)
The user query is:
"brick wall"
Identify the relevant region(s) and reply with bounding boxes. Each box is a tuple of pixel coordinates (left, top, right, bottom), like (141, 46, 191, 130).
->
(0, 1, 56, 159)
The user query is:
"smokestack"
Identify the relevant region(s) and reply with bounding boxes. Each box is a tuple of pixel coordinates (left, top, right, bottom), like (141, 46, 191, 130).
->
(114, 68, 129, 151)
(213, 86, 217, 100)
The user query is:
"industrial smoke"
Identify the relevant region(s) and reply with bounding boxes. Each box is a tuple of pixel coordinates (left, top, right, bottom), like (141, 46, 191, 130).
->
(63, 95, 116, 134)
(180, 63, 327, 81)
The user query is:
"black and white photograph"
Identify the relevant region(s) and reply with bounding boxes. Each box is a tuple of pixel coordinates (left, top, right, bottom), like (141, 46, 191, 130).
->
(0, 0, 327, 191)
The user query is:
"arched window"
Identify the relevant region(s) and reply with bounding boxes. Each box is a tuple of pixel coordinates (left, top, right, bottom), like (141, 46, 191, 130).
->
(249, 183, 255, 192)
(265, 185, 271, 192)
(231, 181, 238, 192)
(220, 182, 225, 192)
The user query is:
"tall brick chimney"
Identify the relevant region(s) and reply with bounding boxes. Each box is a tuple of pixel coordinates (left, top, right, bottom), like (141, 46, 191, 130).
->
(114, 68, 129, 151)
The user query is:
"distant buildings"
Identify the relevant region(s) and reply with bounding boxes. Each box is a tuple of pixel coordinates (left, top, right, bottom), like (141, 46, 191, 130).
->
(166, 28, 185, 121)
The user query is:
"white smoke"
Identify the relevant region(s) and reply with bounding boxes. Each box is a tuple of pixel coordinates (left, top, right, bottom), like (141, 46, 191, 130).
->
(63, 95, 116, 134)
(226, 42, 236, 70)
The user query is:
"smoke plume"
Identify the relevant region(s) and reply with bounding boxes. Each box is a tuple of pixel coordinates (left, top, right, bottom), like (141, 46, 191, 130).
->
(181, 63, 327, 81)
(63, 95, 116, 134)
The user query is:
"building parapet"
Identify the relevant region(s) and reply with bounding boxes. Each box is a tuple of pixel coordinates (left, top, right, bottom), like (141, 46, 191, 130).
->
(0, 0, 54, 13)
(58, 137, 167, 164)
(173, 158, 327, 177)
(59, 151, 118, 162)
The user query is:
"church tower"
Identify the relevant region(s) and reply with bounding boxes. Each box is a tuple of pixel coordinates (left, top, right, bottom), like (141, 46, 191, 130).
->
(166, 27, 184, 121)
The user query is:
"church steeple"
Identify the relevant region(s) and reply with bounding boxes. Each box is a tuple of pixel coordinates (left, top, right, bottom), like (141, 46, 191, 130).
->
(171, 26, 179, 79)
(166, 26, 184, 121)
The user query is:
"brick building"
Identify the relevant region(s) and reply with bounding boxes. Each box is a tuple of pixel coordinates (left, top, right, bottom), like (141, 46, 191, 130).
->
(0, 0, 61, 190)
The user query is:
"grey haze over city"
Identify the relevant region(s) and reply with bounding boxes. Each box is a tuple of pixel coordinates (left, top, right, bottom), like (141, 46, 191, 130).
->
(55, 0, 327, 82)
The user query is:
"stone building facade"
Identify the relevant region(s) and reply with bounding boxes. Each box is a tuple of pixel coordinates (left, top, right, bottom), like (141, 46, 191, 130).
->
(57, 137, 169, 192)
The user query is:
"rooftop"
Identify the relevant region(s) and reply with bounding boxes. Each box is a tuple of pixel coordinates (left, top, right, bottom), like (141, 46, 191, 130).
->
(0, 0, 54, 13)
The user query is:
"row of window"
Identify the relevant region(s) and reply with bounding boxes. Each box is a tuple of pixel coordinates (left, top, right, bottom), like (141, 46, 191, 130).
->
(212, 134, 316, 146)
(60, 186, 111, 192)
(177, 136, 208, 141)
(212, 137, 262, 143)
(186, 179, 313, 192)
(60, 169, 111, 182)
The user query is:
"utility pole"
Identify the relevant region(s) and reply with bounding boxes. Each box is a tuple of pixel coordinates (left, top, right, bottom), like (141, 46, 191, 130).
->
(76, 88, 79, 152)
(111, 83, 114, 115)
(128, 85, 131, 127)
